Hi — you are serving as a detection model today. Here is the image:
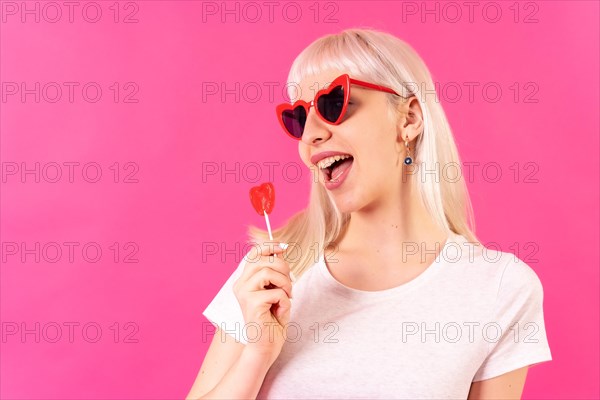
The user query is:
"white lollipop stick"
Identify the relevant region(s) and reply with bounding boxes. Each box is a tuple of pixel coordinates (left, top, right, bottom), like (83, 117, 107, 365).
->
(263, 210, 273, 241)
(263, 209, 276, 260)
(264, 209, 296, 284)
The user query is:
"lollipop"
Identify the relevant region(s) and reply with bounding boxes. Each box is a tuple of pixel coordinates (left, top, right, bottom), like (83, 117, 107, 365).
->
(249, 182, 276, 240)
(249, 182, 296, 283)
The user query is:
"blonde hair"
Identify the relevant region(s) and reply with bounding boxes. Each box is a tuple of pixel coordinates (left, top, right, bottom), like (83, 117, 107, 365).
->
(247, 27, 480, 279)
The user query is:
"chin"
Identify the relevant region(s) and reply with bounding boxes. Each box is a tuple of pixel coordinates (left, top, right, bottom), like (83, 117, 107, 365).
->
(328, 193, 362, 215)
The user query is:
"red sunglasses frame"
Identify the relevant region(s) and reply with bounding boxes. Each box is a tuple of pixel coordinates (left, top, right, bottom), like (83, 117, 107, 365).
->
(276, 74, 405, 140)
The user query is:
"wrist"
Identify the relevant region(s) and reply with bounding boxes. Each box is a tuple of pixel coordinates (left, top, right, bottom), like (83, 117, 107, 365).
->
(242, 346, 279, 368)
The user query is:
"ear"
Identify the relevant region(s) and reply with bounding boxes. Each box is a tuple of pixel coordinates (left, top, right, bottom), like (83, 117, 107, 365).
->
(395, 96, 424, 144)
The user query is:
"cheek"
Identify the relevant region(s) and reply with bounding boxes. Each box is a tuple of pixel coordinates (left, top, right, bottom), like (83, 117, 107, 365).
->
(298, 146, 310, 167)
(355, 132, 396, 168)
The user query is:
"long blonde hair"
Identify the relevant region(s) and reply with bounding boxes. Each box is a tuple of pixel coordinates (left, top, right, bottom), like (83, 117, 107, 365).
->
(247, 27, 480, 279)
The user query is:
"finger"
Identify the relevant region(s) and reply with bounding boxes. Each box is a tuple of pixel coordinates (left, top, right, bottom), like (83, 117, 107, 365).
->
(257, 241, 285, 257)
(271, 295, 292, 326)
(252, 288, 291, 326)
(239, 249, 291, 284)
(247, 267, 293, 299)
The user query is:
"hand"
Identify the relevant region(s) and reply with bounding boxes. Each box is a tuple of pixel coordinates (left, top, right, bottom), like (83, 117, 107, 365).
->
(232, 241, 293, 364)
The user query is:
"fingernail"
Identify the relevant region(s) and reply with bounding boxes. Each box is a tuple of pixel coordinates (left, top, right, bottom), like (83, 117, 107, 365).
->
(279, 242, 289, 250)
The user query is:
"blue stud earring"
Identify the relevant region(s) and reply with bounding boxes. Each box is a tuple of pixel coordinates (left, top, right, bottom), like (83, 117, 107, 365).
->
(403, 134, 413, 165)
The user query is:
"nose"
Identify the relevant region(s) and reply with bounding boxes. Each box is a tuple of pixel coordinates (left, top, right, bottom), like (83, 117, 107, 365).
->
(301, 101, 332, 145)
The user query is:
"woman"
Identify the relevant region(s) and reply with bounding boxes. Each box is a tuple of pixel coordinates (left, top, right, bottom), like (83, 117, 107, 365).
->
(187, 28, 552, 399)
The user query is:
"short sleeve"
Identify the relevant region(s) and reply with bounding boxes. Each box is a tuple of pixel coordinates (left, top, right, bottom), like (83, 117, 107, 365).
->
(473, 256, 553, 381)
(202, 254, 250, 345)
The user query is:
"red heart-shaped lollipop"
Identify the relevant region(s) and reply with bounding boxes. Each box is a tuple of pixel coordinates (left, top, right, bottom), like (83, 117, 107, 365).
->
(249, 182, 275, 216)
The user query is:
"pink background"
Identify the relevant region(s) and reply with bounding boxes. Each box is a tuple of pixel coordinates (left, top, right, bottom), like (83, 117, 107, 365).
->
(1, 1, 598, 398)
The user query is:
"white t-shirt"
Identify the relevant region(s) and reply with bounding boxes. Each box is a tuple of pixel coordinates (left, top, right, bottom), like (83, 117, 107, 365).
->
(202, 231, 552, 399)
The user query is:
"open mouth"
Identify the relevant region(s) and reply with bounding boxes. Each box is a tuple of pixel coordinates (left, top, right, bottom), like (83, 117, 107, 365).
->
(320, 155, 354, 182)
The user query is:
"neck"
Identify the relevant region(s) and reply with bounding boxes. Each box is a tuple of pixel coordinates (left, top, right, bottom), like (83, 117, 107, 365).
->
(333, 177, 449, 264)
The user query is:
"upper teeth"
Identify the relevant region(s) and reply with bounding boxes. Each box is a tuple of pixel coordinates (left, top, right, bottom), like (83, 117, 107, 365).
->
(317, 154, 352, 169)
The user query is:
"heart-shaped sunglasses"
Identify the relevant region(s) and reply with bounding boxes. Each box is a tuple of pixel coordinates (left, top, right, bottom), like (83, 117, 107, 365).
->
(276, 74, 408, 140)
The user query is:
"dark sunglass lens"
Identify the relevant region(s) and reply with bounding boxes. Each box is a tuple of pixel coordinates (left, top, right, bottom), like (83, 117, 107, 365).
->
(317, 86, 345, 123)
(282, 106, 307, 138)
